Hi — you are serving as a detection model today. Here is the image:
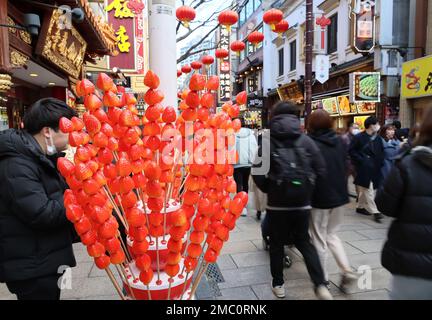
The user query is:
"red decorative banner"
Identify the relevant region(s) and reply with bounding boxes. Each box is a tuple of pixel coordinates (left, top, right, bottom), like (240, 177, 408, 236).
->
(106, 0, 144, 73)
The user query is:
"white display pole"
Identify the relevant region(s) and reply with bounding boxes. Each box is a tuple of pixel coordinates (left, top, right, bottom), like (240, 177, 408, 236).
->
(149, 0, 178, 109)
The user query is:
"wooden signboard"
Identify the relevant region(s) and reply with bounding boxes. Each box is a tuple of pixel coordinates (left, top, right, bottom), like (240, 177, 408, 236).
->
(36, 9, 87, 79)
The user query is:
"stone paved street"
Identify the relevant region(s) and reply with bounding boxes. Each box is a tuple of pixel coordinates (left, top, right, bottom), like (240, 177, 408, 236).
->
(0, 198, 393, 300)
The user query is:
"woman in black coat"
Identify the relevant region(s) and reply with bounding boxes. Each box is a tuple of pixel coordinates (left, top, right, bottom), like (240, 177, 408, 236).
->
(307, 110, 357, 293)
(376, 108, 432, 300)
(0, 98, 77, 300)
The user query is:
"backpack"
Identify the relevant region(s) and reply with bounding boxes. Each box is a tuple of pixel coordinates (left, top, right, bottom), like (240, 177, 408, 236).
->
(268, 135, 316, 205)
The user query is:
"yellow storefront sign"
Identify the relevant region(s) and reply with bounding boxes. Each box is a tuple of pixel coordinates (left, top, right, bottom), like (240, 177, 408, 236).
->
(401, 55, 432, 99)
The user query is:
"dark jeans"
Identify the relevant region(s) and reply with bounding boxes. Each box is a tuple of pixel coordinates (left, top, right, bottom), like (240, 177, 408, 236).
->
(6, 274, 62, 300)
(267, 209, 326, 288)
(234, 167, 251, 193)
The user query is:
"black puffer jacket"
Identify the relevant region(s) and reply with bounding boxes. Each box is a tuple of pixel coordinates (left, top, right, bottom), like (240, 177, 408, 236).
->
(252, 114, 326, 209)
(309, 129, 349, 209)
(0, 129, 76, 282)
(376, 146, 432, 279)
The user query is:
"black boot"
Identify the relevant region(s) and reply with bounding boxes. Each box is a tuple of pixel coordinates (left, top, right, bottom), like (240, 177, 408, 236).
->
(256, 210, 261, 220)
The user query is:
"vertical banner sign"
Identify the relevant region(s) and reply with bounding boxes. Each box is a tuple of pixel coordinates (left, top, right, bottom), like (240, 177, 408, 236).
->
(218, 26, 231, 104)
(315, 54, 329, 84)
(106, 0, 144, 73)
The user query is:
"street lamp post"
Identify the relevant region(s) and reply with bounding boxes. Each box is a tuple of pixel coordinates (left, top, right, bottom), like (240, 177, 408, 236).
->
(305, 0, 314, 121)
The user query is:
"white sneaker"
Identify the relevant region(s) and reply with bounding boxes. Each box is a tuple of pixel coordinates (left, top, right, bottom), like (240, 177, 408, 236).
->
(315, 285, 333, 300)
(271, 284, 286, 298)
(241, 208, 248, 216)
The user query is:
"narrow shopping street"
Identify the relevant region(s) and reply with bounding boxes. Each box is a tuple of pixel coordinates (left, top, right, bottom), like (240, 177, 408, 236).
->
(0, 199, 392, 300)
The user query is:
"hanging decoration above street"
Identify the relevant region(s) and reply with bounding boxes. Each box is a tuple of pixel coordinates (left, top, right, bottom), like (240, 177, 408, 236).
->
(247, 31, 264, 48)
(218, 10, 239, 33)
(181, 64, 192, 74)
(316, 14, 331, 51)
(215, 49, 229, 60)
(201, 55, 215, 68)
(263, 8, 283, 31)
(273, 19, 289, 38)
(176, 6, 196, 28)
(191, 61, 203, 71)
(230, 41, 246, 55)
(127, 0, 145, 14)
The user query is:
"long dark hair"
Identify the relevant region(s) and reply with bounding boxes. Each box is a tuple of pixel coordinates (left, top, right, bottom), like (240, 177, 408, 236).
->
(415, 108, 432, 146)
(379, 124, 395, 142)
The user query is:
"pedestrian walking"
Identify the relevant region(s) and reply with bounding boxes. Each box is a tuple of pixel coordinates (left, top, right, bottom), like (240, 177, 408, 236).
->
(349, 116, 385, 223)
(379, 124, 400, 181)
(0, 98, 78, 300)
(376, 108, 432, 300)
(252, 101, 332, 300)
(233, 119, 258, 216)
(341, 122, 360, 199)
(307, 110, 358, 293)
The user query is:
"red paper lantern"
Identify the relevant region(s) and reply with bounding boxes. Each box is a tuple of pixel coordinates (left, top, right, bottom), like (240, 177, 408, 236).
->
(176, 6, 196, 28)
(247, 31, 264, 46)
(215, 48, 229, 60)
(230, 41, 245, 54)
(201, 55, 214, 66)
(218, 10, 239, 32)
(181, 65, 192, 74)
(274, 20, 289, 37)
(263, 8, 283, 30)
(191, 61, 203, 70)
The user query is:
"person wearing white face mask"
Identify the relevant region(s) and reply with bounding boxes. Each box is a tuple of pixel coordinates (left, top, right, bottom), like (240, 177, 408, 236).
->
(349, 116, 385, 223)
(0, 98, 78, 300)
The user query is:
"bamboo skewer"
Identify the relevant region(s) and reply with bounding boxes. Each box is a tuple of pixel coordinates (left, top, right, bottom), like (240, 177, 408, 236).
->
(105, 267, 126, 300)
(180, 272, 191, 300)
(188, 262, 208, 300)
(167, 278, 173, 300)
(156, 238, 161, 282)
(147, 285, 152, 300)
(117, 264, 136, 300)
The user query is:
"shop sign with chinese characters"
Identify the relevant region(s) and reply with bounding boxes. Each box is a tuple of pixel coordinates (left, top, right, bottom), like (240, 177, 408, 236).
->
(401, 55, 432, 99)
(37, 9, 87, 79)
(218, 26, 231, 104)
(106, 0, 145, 73)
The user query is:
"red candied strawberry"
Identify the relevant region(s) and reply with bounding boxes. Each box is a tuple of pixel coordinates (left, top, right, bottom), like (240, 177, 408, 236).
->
(94, 254, 110, 269)
(59, 117, 74, 133)
(71, 116, 84, 131)
(74, 162, 93, 181)
(57, 157, 75, 177)
(144, 70, 160, 89)
(110, 249, 125, 265)
(75, 146, 91, 162)
(83, 178, 100, 195)
(135, 254, 151, 271)
(118, 109, 135, 127)
(83, 113, 101, 134)
(107, 137, 119, 151)
(103, 91, 121, 108)
(162, 106, 177, 123)
(186, 91, 200, 109)
(100, 123, 113, 137)
(107, 107, 122, 124)
(116, 157, 132, 177)
(65, 203, 84, 223)
(144, 89, 164, 105)
(93, 132, 108, 148)
(97, 147, 114, 165)
(145, 105, 161, 122)
(125, 93, 137, 105)
(200, 93, 214, 108)
(92, 108, 109, 123)
(96, 73, 114, 92)
(84, 94, 102, 111)
(78, 79, 95, 96)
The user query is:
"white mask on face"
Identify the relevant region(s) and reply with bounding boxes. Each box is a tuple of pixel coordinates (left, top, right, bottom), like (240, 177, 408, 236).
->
(374, 124, 381, 133)
(45, 128, 58, 156)
(352, 129, 360, 135)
